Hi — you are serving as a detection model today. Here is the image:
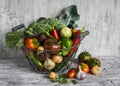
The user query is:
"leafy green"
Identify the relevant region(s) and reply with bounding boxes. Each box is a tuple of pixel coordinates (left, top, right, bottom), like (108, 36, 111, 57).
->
(58, 5, 80, 28)
(5, 31, 24, 48)
(25, 18, 65, 36)
(37, 17, 47, 24)
(55, 24, 66, 31)
(5, 17, 66, 48)
(5, 5, 80, 49)
(47, 18, 65, 28)
(71, 80, 78, 85)
(37, 23, 53, 33)
(53, 74, 68, 84)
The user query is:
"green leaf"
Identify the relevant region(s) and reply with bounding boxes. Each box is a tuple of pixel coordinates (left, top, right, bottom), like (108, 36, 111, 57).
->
(53, 74, 68, 84)
(58, 5, 80, 28)
(71, 80, 78, 85)
(60, 77, 68, 84)
(37, 17, 46, 23)
(53, 77, 59, 83)
(5, 31, 24, 48)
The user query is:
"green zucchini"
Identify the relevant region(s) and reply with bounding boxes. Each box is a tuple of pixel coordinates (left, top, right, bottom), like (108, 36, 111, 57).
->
(53, 53, 74, 72)
(29, 50, 43, 68)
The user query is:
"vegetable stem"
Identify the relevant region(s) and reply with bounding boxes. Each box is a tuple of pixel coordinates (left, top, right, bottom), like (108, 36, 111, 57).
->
(45, 32, 54, 39)
(66, 16, 71, 26)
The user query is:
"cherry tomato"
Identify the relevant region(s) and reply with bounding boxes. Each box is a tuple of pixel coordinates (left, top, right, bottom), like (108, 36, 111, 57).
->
(67, 69, 76, 78)
(25, 38, 40, 50)
(79, 63, 90, 74)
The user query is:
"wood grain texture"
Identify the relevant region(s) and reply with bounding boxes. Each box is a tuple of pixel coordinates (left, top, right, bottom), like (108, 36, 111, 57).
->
(0, 0, 120, 57)
(0, 56, 120, 86)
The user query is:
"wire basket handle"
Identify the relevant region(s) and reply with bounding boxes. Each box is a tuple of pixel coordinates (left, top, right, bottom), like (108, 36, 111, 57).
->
(12, 24, 25, 31)
(79, 31, 89, 41)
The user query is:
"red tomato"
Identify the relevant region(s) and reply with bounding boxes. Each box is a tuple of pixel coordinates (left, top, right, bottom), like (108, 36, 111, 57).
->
(67, 69, 76, 78)
(79, 63, 90, 74)
(25, 38, 40, 50)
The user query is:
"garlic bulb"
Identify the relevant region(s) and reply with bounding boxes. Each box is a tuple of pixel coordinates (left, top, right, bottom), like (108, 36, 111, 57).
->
(76, 66, 86, 80)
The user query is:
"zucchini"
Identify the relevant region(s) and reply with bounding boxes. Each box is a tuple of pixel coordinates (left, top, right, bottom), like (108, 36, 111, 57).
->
(29, 50, 43, 68)
(53, 53, 74, 72)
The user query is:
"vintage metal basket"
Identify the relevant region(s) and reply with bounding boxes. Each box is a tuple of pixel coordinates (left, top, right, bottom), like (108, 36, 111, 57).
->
(13, 24, 89, 74)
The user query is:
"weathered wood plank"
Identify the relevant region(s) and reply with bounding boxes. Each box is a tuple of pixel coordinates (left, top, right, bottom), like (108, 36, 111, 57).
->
(0, 56, 120, 86)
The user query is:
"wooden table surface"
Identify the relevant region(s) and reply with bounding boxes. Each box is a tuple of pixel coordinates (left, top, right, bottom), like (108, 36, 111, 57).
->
(0, 56, 120, 86)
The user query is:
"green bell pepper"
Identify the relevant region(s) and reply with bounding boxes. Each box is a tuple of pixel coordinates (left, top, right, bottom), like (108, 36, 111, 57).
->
(61, 38, 72, 56)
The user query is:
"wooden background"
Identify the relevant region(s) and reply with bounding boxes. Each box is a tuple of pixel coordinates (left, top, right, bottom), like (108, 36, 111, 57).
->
(0, 0, 120, 58)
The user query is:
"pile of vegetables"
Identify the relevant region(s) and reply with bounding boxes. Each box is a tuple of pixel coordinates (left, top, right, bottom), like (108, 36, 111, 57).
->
(5, 5, 102, 85)
(48, 51, 101, 85)
(5, 5, 89, 73)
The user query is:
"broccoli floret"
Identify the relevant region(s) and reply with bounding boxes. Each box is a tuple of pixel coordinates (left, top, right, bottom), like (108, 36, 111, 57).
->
(25, 17, 66, 36)
(36, 23, 53, 34)
(37, 17, 48, 24)
(47, 18, 65, 28)
(28, 22, 39, 29)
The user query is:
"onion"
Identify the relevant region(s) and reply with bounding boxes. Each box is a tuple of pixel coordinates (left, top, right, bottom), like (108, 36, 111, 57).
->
(44, 59, 55, 70)
(37, 46, 44, 54)
(52, 55, 63, 63)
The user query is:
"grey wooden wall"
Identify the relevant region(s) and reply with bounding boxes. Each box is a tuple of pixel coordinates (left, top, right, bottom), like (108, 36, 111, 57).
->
(0, 0, 120, 57)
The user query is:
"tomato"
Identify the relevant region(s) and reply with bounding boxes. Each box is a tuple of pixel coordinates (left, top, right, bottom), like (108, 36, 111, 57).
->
(91, 66, 100, 75)
(79, 63, 90, 74)
(67, 69, 76, 78)
(25, 38, 40, 50)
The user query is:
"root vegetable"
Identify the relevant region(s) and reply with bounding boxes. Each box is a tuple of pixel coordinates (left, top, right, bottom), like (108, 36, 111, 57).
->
(52, 55, 63, 63)
(37, 46, 44, 54)
(76, 66, 86, 80)
(44, 59, 55, 70)
(49, 72, 56, 79)
(91, 66, 100, 75)
(36, 53, 50, 61)
(38, 33, 47, 44)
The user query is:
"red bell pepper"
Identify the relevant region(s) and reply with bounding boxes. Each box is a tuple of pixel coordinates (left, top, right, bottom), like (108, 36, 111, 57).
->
(25, 38, 40, 50)
(51, 29, 59, 39)
(72, 30, 81, 46)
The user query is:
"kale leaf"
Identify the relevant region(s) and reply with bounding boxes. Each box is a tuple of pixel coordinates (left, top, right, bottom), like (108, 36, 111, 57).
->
(58, 5, 80, 28)
(5, 31, 24, 48)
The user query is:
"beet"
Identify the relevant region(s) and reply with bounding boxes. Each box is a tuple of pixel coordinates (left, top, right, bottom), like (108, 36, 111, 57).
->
(38, 33, 47, 44)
